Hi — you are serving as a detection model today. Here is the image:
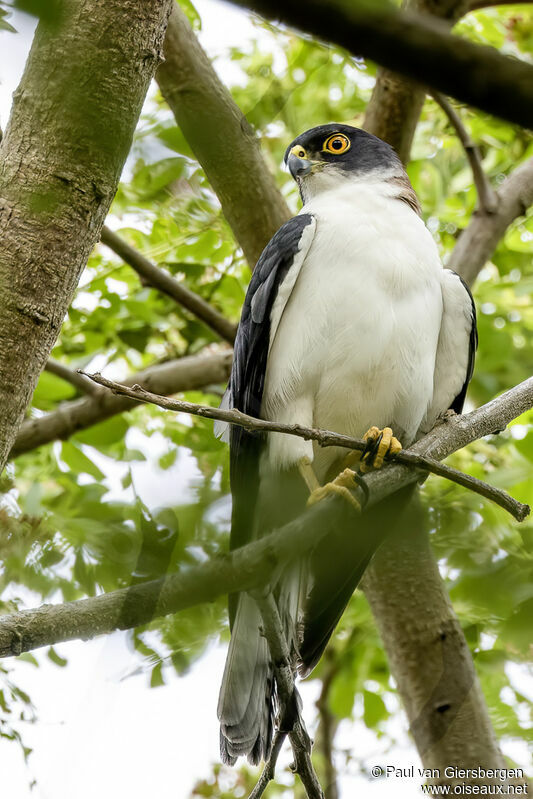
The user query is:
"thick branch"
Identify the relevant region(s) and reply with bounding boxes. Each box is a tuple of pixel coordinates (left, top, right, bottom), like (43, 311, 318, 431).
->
(0, 0, 174, 473)
(10, 351, 232, 458)
(157, 3, 290, 268)
(81, 372, 531, 522)
(100, 226, 237, 344)
(448, 156, 533, 284)
(0, 376, 531, 659)
(433, 93, 498, 213)
(44, 359, 100, 396)
(227, 0, 533, 128)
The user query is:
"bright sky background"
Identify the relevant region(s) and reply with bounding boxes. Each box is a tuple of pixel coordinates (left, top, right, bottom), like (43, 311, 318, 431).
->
(0, 4, 531, 798)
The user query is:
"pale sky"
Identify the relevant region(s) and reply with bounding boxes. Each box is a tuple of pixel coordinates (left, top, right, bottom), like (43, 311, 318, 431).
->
(0, 4, 530, 798)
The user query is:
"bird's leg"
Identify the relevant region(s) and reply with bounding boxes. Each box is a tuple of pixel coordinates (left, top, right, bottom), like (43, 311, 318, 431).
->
(359, 426, 402, 473)
(297, 456, 362, 513)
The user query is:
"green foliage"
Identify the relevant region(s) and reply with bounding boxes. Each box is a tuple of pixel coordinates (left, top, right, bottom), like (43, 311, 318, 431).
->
(0, 0, 532, 790)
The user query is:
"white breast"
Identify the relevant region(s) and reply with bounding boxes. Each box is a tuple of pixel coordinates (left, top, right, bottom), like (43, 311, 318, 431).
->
(261, 179, 444, 478)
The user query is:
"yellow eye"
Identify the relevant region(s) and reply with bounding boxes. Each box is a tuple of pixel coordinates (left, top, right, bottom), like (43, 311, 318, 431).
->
(323, 133, 350, 155)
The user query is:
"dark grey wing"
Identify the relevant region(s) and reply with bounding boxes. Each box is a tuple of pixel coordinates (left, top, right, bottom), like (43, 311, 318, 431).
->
(225, 213, 315, 559)
(217, 214, 315, 767)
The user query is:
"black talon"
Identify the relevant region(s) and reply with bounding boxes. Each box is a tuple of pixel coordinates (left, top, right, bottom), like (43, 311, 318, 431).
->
(352, 471, 369, 509)
(362, 436, 375, 459)
(362, 431, 383, 468)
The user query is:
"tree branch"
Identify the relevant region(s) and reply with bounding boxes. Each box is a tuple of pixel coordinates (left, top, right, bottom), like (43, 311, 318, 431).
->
(432, 92, 499, 213)
(248, 730, 287, 799)
(252, 590, 324, 798)
(100, 226, 237, 344)
(80, 371, 531, 522)
(157, 3, 290, 268)
(44, 359, 101, 396)
(363, 0, 467, 164)
(227, 0, 533, 128)
(314, 651, 340, 799)
(448, 156, 533, 284)
(10, 351, 232, 458)
(0, 376, 531, 659)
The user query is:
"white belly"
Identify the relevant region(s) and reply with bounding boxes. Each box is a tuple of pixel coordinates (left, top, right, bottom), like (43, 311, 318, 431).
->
(261, 183, 443, 479)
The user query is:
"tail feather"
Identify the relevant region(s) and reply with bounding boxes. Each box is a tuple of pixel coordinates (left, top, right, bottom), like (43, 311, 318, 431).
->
(218, 593, 275, 765)
(299, 486, 417, 676)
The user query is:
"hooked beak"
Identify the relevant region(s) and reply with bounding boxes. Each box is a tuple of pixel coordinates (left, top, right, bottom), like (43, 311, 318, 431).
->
(288, 153, 313, 180)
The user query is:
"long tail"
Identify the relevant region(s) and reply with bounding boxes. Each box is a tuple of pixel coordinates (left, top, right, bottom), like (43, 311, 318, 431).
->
(299, 486, 416, 676)
(217, 593, 276, 765)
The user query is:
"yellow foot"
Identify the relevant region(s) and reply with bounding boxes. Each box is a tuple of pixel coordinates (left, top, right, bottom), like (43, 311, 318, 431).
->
(360, 426, 402, 473)
(307, 468, 362, 513)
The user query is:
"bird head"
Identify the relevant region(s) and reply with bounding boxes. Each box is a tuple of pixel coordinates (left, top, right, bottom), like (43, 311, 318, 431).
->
(284, 124, 402, 203)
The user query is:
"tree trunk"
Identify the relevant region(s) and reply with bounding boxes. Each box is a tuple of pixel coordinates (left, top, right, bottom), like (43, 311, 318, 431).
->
(0, 0, 173, 472)
(362, 498, 509, 788)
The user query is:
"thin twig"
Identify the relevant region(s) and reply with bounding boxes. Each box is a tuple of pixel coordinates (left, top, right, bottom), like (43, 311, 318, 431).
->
(100, 226, 237, 344)
(80, 371, 530, 522)
(248, 730, 288, 799)
(315, 650, 340, 799)
(252, 590, 325, 799)
(45, 359, 101, 396)
(433, 92, 498, 214)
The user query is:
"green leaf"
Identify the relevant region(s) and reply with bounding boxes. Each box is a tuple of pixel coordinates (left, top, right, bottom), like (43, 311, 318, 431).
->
(150, 662, 165, 688)
(47, 647, 68, 668)
(75, 417, 129, 448)
(60, 442, 105, 480)
(363, 690, 388, 729)
(16, 653, 39, 668)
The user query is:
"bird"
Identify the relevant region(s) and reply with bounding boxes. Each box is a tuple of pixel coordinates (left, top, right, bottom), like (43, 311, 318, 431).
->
(215, 123, 477, 766)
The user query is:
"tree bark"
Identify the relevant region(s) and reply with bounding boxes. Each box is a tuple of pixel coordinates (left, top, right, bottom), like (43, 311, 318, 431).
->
(157, 3, 291, 268)
(0, 0, 173, 472)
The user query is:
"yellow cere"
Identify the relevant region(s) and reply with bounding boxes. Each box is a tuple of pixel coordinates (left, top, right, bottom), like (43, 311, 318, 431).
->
(323, 133, 350, 154)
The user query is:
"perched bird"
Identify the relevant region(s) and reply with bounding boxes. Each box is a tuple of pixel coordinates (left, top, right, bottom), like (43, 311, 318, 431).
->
(216, 123, 477, 765)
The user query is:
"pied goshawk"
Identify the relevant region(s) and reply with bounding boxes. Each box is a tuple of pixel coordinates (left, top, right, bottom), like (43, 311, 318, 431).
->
(216, 123, 477, 765)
